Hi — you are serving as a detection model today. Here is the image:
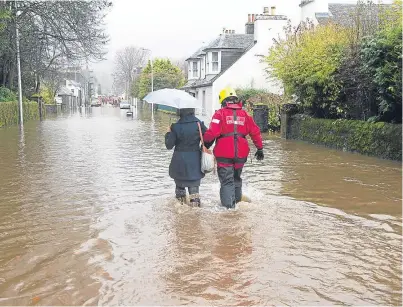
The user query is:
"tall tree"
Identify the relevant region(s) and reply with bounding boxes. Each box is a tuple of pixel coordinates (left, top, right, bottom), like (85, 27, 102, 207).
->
(133, 58, 185, 100)
(170, 57, 187, 75)
(0, 0, 111, 95)
(112, 46, 149, 97)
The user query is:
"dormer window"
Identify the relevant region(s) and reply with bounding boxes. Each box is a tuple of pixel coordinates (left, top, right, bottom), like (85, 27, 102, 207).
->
(192, 61, 198, 78)
(212, 52, 219, 72)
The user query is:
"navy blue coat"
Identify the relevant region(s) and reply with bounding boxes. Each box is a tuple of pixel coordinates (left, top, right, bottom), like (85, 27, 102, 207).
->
(165, 115, 207, 183)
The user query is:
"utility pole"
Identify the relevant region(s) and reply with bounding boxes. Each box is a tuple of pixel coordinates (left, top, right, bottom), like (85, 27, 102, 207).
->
(15, 0, 23, 125)
(150, 56, 153, 93)
(150, 55, 154, 113)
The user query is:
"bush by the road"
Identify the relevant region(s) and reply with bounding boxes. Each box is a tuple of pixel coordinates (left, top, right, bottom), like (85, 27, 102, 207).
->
(0, 86, 17, 102)
(0, 101, 39, 127)
(287, 115, 402, 161)
(265, 0, 402, 123)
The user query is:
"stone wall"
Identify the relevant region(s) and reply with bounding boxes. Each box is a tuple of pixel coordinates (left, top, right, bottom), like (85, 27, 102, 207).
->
(44, 104, 60, 115)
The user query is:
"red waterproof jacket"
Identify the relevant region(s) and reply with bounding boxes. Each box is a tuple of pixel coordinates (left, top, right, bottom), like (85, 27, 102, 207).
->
(203, 102, 263, 167)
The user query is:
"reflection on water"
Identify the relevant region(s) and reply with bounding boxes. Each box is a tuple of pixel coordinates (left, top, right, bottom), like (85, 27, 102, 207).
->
(0, 106, 401, 305)
(277, 139, 402, 216)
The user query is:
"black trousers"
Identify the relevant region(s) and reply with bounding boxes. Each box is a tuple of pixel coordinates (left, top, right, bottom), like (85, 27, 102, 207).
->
(217, 166, 243, 209)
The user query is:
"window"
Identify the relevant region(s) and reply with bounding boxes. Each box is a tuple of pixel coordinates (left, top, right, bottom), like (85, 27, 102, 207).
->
(192, 61, 198, 78)
(212, 52, 219, 72)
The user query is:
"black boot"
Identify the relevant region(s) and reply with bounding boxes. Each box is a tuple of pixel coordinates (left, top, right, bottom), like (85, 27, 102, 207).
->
(225, 199, 236, 209)
(189, 194, 201, 207)
(175, 187, 186, 204)
(176, 196, 186, 204)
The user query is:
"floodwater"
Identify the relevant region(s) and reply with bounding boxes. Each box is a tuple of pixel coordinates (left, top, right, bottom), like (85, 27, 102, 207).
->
(0, 105, 401, 305)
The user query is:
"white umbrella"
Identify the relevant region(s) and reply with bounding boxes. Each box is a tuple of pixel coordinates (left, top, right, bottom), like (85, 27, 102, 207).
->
(143, 88, 201, 109)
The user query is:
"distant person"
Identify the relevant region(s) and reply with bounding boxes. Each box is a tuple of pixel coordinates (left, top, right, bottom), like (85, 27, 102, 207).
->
(165, 108, 208, 207)
(203, 87, 264, 209)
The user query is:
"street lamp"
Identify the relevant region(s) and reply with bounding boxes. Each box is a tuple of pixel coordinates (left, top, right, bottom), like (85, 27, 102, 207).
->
(15, 0, 23, 125)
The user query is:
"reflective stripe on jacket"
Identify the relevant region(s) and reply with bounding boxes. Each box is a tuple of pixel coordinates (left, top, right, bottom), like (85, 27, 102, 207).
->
(203, 103, 263, 165)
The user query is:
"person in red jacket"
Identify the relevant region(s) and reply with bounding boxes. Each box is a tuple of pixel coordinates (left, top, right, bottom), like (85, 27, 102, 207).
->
(203, 87, 264, 209)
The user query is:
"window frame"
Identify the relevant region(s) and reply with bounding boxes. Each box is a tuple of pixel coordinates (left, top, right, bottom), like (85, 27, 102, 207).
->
(192, 61, 198, 78)
(212, 52, 219, 72)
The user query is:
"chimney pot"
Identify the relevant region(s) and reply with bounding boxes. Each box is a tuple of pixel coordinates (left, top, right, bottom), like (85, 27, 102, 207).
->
(271, 6, 276, 15)
(251, 14, 255, 22)
(263, 7, 269, 14)
(248, 14, 251, 23)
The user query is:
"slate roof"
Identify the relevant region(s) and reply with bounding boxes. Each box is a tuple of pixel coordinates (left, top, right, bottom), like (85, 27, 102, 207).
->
(299, 0, 314, 7)
(315, 12, 333, 25)
(183, 33, 256, 89)
(317, 3, 392, 27)
(186, 46, 206, 61)
(58, 86, 73, 96)
(186, 34, 254, 61)
(182, 41, 256, 89)
(203, 34, 255, 50)
(182, 75, 216, 88)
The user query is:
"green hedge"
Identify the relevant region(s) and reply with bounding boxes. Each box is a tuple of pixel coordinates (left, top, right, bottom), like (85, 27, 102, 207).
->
(288, 115, 402, 161)
(0, 101, 40, 127)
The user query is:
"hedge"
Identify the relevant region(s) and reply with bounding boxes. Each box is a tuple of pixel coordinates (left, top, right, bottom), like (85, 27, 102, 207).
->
(288, 115, 402, 161)
(0, 101, 40, 127)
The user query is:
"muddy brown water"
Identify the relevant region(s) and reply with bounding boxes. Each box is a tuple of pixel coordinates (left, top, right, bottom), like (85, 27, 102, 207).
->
(0, 106, 401, 305)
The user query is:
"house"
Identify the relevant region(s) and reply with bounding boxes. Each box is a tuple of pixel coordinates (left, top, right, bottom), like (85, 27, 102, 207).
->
(57, 85, 76, 108)
(182, 6, 288, 116)
(182, 0, 392, 117)
(55, 79, 82, 108)
(300, 0, 391, 26)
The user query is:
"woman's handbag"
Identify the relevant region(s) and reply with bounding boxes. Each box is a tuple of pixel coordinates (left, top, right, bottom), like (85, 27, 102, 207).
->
(197, 122, 215, 174)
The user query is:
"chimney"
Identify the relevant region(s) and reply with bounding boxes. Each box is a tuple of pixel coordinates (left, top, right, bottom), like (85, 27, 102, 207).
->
(263, 7, 269, 14)
(271, 6, 276, 15)
(245, 13, 255, 34)
(223, 28, 235, 34)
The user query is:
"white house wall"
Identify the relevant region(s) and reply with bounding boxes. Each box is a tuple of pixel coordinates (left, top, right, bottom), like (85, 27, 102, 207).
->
(65, 80, 80, 98)
(301, 0, 329, 24)
(253, 17, 288, 55)
(211, 18, 288, 114)
(194, 86, 213, 119)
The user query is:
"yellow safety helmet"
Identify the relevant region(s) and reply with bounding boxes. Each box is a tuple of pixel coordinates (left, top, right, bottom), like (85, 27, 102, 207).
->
(219, 87, 238, 104)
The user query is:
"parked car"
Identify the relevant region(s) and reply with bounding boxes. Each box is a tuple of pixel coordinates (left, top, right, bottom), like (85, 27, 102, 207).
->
(119, 101, 131, 109)
(91, 98, 101, 107)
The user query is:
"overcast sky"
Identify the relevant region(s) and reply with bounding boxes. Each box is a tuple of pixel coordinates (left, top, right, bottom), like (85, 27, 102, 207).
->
(93, 0, 392, 92)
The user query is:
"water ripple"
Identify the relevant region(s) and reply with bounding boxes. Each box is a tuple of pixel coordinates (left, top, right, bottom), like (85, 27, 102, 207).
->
(0, 107, 401, 305)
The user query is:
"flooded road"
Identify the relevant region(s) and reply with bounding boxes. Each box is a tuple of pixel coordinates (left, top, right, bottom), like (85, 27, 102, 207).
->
(0, 106, 401, 305)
